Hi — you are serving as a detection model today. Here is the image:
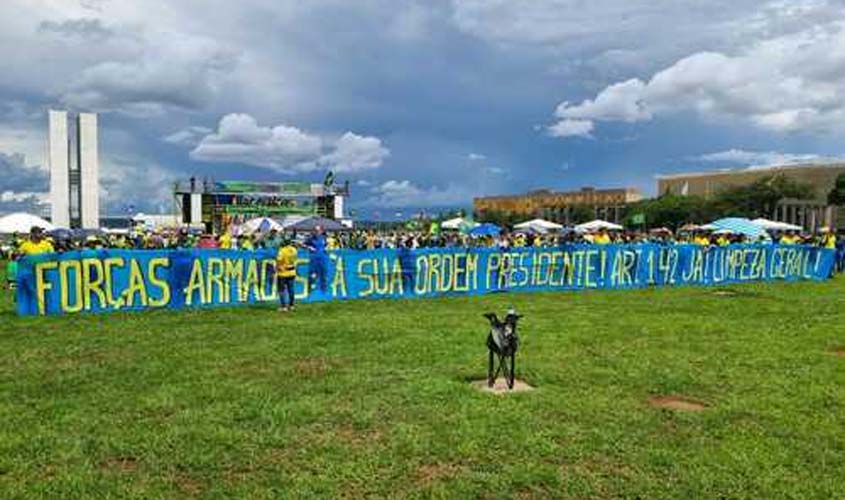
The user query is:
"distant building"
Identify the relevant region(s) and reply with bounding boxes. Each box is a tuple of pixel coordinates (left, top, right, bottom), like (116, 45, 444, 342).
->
(473, 187, 642, 224)
(48, 110, 100, 229)
(657, 163, 845, 230)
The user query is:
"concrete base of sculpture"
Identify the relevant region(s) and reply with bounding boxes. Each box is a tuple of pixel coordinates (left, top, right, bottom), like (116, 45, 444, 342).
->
(472, 378, 534, 394)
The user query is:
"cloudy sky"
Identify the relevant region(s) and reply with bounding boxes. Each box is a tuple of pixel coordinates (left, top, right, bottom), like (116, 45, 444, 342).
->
(2, 0, 845, 218)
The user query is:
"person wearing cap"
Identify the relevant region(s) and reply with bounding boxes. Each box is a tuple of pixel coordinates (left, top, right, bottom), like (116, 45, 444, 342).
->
(18, 226, 55, 256)
(275, 237, 298, 312)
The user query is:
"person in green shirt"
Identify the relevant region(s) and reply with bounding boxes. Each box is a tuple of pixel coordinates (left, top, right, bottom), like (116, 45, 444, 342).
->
(5, 252, 18, 291)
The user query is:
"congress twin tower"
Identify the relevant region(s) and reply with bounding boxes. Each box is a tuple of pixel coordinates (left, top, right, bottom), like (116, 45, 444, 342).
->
(48, 110, 100, 229)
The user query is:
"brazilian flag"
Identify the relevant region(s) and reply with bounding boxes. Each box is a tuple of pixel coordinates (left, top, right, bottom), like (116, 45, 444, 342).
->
(429, 221, 441, 235)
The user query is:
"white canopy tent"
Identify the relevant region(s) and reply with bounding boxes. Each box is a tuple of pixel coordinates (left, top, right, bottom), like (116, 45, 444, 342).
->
(239, 217, 284, 234)
(514, 218, 564, 233)
(0, 212, 56, 233)
(751, 218, 802, 231)
(574, 219, 623, 233)
(441, 217, 478, 230)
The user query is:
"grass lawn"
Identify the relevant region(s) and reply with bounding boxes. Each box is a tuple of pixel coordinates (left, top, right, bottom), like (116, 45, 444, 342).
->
(1, 267, 844, 499)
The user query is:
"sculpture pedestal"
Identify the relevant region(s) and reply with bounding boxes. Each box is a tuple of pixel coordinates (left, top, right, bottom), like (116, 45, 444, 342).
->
(472, 378, 534, 394)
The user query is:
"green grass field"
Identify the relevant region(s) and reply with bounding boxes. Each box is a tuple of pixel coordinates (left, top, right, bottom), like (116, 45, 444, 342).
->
(1, 268, 844, 499)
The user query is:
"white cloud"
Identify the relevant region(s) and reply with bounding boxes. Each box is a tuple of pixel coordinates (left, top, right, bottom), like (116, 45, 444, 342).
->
(550, 20, 845, 136)
(61, 35, 237, 116)
(693, 149, 829, 166)
(366, 180, 469, 207)
(547, 119, 594, 138)
(190, 113, 389, 174)
(162, 126, 213, 146)
(467, 152, 486, 160)
(319, 132, 390, 173)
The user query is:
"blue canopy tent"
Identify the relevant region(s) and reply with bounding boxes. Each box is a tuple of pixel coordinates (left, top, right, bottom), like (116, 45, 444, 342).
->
(469, 223, 501, 237)
(702, 218, 770, 241)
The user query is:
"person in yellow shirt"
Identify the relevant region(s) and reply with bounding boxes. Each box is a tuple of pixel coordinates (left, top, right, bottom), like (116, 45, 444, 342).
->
(593, 228, 611, 245)
(780, 231, 798, 245)
(219, 230, 233, 250)
(18, 226, 55, 256)
(327, 234, 339, 250)
(819, 227, 836, 249)
(716, 234, 730, 246)
(275, 239, 298, 312)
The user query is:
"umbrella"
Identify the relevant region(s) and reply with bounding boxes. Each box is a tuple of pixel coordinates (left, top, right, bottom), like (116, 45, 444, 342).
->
(286, 216, 347, 232)
(48, 228, 74, 240)
(441, 217, 478, 230)
(0, 212, 56, 233)
(514, 218, 564, 233)
(240, 217, 283, 234)
(751, 218, 802, 231)
(469, 223, 501, 237)
(703, 218, 770, 240)
(679, 223, 701, 232)
(574, 219, 623, 232)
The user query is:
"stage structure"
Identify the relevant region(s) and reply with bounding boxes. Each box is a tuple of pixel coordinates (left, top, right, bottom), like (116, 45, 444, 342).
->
(174, 176, 350, 233)
(48, 110, 100, 229)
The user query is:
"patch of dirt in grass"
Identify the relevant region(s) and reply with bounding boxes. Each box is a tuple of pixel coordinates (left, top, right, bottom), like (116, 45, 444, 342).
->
(648, 395, 708, 411)
(415, 463, 467, 486)
(333, 425, 383, 449)
(471, 378, 535, 394)
(174, 473, 204, 496)
(711, 290, 737, 297)
(99, 456, 138, 473)
(830, 347, 845, 357)
(224, 359, 276, 378)
(293, 356, 342, 377)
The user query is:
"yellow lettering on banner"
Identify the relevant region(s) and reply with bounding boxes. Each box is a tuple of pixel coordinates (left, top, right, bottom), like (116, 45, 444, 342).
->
(184, 259, 207, 306)
(571, 251, 585, 286)
(261, 259, 276, 301)
(373, 258, 391, 296)
(358, 258, 375, 297)
(584, 250, 599, 288)
(35, 261, 58, 316)
(206, 258, 225, 302)
(441, 254, 455, 292)
(390, 258, 404, 295)
(599, 249, 607, 285)
(466, 253, 479, 291)
(486, 253, 500, 289)
(224, 258, 244, 301)
(624, 250, 637, 286)
(453, 254, 467, 292)
(102, 257, 125, 307)
(81, 258, 107, 310)
(683, 249, 704, 283)
(125, 259, 149, 307)
(750, 249, 765, 280)
(535, 252, 551, 286)
(516, 253, 529, 287)
(547, 252, 561, 286)
(59, 260, 83, 313)
(331, 256, 347, 298)
(244, 260, 260, 300)
(428, 254, 442, 292)
(415, 255, 429, 294)
(148, 257, 171, 307)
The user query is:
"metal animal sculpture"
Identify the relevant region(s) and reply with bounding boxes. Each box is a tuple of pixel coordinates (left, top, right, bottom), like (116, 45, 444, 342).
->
(483, 308, 522, 389)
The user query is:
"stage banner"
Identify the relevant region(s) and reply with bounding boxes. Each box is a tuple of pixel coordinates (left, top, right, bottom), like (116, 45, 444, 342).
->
(15, 244, 835, 316)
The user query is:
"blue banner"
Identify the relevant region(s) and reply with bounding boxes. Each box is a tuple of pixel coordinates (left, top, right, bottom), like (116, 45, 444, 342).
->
(15, 244, 835, 316)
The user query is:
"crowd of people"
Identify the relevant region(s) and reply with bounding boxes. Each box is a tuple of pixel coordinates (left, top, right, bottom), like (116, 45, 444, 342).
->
(2, 223, 844, 291)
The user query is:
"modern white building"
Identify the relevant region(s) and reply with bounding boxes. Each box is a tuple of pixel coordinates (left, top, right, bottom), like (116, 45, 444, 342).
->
(47, 110, 70, 228)
(47, 110, 100, 229)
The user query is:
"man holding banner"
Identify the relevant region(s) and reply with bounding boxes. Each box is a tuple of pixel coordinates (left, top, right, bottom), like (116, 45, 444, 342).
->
(305, 226, 329, 294)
